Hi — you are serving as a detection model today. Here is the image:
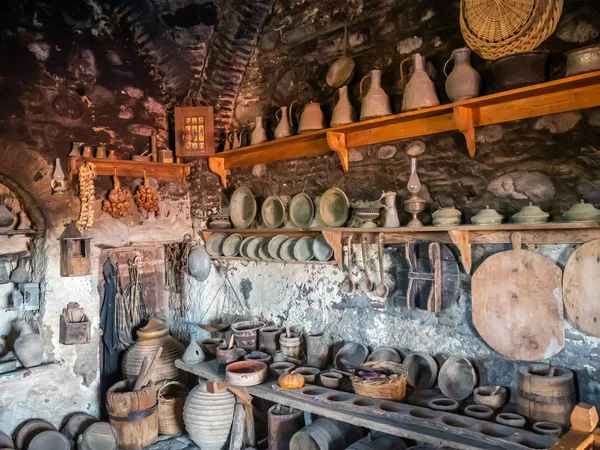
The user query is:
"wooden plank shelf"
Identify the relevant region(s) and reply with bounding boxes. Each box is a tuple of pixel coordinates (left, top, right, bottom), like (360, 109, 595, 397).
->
(203, 222, 600, 274)
(208, 71, 600, 187)
(68, 157, 191, 186)
(0, 230, 41, 237)
(211, 256, 335, 265)
(176, 359, 557, 450)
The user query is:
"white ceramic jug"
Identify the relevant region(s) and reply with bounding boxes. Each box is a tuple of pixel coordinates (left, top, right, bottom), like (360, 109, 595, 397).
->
(298, 102, 325, 134)
(331, 86, 356, 127)
(274, 103, 296, 139)
(444, 47, 481, 101)
(401, 53, 440, 112)
(251, 116, 268, 145)
(360, 69, 392, 120)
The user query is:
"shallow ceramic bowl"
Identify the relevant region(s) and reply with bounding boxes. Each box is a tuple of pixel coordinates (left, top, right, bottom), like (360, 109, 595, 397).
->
(270, 361, 295, 377)
(259, 238, 272, 259)
(280, 238, 298, 260)
(246, 237, 265, 259)
(222, 233, 243, 257)
(313, 234, 333, 261)
(239, 237, 255, 258)
(230, 187, 257, 229)
(473, 385, 507, 409)
(294, 236, 315, 261)
(268, 235, 289, 260)
(262, 196, 285, 229)
(226, 360, 267, 386)
(295, 366, 321, 383)
(319, 188, 350, 227)
(289, 193, 315, 228)
(206, 232, 227, 256)
(326, 56, 356, 88)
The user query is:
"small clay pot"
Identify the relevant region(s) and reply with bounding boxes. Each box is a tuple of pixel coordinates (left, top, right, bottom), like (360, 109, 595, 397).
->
(295, 366, 321, 384)
(320, 371, 343, 389)
(270, 362, 295, 377)
(428, 398, 459, 412)
(533, 421, 563, 437)
(464, 404, 494, 420)
(496, 413, 526, 428)
(201, 338, 225, 357)
(245, 351, 272, 365)
(474, 385, 507, 410)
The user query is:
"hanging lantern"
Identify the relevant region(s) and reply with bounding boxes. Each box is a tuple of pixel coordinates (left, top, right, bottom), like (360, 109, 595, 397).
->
(59, 221, 91, 277)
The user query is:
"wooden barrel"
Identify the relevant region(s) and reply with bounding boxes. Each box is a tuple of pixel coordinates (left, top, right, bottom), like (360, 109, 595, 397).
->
(517, 364, 576, 427)
(106, 380, 158, 450)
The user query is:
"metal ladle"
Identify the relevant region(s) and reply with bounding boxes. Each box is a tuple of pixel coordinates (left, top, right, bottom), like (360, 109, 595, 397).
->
(342, 235, 356, 293)
(375, 233, 390, 298)
(359, 234, 375, 293)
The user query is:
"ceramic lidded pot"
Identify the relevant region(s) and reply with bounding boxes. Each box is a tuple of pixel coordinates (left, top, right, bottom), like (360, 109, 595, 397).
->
(471, 206, 504, 225)
(432, 206, 462, 226)
(563, 200, 600, 223)
(512, 203, 550, 224)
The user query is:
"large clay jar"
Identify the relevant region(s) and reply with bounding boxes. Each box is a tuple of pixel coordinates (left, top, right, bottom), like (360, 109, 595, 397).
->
(14, 321, 43, 368)
(184, 380, 236, 450)
(122, 320, 185, 383)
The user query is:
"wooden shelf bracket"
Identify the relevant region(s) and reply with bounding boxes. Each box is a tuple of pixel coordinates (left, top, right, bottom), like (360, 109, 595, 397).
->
(453, 106, 478, 158)
(208, 157, 227, 188)
(448, 229, 472, 274)
(326, 131, 349, 172)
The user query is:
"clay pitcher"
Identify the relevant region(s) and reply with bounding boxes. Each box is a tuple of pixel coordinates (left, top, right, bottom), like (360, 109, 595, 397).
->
(331, 86, 356, 127)
(379, 191, 400, 227)
(360, 69, 392, 120)
(274, 103, 296, 139)
(14, 320, 43, 368)
(297, 102, 325, 134)
(232, 130, 247, 149)
(444, 47, 481, 101)
(251, 116, 268, 145)
(401, 53, 440, 112)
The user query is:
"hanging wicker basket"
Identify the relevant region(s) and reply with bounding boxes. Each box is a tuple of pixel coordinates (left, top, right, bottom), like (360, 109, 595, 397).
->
(350, 361, 408, 402)
(158, 381, 189, 435)
(460, 0, 564, 60)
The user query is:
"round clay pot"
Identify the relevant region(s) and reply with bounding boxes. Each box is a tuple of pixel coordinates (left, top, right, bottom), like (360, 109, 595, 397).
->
(496, 413, 526, 428)
(201, 338, 226, 357)
(428, 398, 459, 412)
(14, 321, 44, 368)
(533, 421, 563, 437)
(295, 366, 321, 384)
(474, 385, 507, 410)
(464, 404, 494, 420)
(320, 371, 344, 389)
(270, 362, 295, 377)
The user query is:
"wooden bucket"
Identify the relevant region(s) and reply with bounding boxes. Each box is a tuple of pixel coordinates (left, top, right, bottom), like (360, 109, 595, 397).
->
(106, 380, 158, 450)
(157, 381, 189, 435)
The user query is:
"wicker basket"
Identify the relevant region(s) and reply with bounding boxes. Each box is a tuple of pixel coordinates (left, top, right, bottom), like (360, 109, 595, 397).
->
(158, 381, 189, 435)
(461, 0, 564, 60)
(350, 361, 408, 402)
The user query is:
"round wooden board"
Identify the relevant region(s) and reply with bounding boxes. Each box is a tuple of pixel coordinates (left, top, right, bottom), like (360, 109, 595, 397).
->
(472, 246, 564, 361)
(564, 240, 600, 337)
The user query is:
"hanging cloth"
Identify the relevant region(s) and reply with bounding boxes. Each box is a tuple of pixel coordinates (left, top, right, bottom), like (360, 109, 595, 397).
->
(99, 257, 118, 417)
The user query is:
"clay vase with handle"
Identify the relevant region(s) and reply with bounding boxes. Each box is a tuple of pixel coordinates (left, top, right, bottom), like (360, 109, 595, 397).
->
(14, 320, 44, 368)
(331, 86, 356, 127)
(444, 47, 481, 101)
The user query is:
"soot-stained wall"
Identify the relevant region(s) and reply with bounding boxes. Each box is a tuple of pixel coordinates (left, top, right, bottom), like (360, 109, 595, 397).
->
(182, 0, 600, 407)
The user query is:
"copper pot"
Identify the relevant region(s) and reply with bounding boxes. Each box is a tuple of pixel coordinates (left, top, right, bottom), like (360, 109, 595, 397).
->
(490, 52, 548, 92)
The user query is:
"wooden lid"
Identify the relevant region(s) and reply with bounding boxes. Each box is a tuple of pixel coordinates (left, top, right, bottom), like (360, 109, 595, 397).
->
(136, 319, 168, 340)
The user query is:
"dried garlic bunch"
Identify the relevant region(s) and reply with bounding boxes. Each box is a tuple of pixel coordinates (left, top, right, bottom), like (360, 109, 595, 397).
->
(102, 175, 132, 218)
(134, 177, 160, 213)
(77, 162, 96, 229)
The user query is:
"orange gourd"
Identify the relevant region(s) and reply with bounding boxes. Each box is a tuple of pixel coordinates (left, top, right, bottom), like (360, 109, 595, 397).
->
(279, 371, 305, 389)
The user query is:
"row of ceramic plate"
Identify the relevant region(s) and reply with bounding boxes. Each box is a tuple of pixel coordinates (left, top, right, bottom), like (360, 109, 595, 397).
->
(228, 186, 350, 229)
(206, 233, 334, 262)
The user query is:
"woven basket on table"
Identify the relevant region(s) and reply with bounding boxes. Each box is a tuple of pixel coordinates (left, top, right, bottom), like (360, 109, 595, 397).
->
(158, 381, 189, 435)
(460, 0, 564, 60)
(350, 361, 408, 402)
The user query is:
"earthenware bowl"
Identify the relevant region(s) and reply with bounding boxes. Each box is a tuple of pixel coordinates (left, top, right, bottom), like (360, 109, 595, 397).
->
(335, 342, 369, 372)
(496, 413, 526, 428)
(268, 235, 289, 260)
(428, 398, 459, 412)
(280, 238, 298, 261)
(246, 237, 265, 259)
(318, 188, 350, 227)
(294, 236, 315, 261)
(319, 371, 344, 389)
(464, 405, 494, 420)
(262, 196, 285, 229)
(367, 347, 403, 363)
(474, 385, 507, 409)
(201, 338, 226, 357)
(230, 187, 257, 229)
(222, 233, 243, 257)
(226, 360, 267, 386)
(295, 366, 321, 384)
(289, 193, 315, 228)
(270, 361, 295, 377)
(404, 352, 438, 389)
(206, 232, 227, 256)
(533, 421, 562, 437)
(313, 234, 333, 261)
(245, 351, 272, 365)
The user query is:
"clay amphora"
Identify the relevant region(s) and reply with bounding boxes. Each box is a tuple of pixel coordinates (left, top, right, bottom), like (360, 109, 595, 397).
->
(251, 116, 268, 145)
(360, 69, 392, 120)
(331, 86, 356, 127)
(401, 53, 440, 111)
(444, 47, 481, 101)
(297, 102, 325, 133)
(14, 321, 43, 368)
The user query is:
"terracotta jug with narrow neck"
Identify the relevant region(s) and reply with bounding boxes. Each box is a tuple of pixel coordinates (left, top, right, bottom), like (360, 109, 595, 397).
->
(274, 102, 296, 139)
(331, 86, 356, 127)
(360, 69, 392, 120)
(401, 53, 440, 112)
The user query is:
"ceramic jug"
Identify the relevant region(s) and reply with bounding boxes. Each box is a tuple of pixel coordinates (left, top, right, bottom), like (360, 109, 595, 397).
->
(331, 86, 356, 127)
(360, 69, 392, 120)
(232, 130, 247, 149)
(10, 258, 28, 283)
(250, 116, 268, 145)
(274, 103, 296, 139)
(401, 53, 440, 112)
(297, 102, 325, 134)
(379, 192, 400, 227)
(14, 321, 43, 368)
(444, 47, 481, 101)
(182, 330, 205, 364)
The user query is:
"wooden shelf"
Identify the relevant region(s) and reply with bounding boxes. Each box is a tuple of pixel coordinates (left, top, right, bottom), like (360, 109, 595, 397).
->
(0, 362, 57, 384)
(203, 222, 600, 274)
(68, 157, 191, 186)
(208, 71, 600, 187)
(211, 256, 335, 265)
(0, 230, 41, 237)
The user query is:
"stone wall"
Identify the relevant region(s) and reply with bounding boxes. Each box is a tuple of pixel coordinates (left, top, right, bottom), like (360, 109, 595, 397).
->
(179, 0, 600, 408)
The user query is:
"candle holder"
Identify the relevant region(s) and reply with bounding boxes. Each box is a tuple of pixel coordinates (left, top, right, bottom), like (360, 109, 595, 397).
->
(404, 140, 426, 227)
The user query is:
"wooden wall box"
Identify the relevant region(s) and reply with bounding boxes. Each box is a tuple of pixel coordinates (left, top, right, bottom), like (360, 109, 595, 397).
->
(174, 105, 215, 157)
(59, 222, 92, 277)
(59, 314, 91, 345)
